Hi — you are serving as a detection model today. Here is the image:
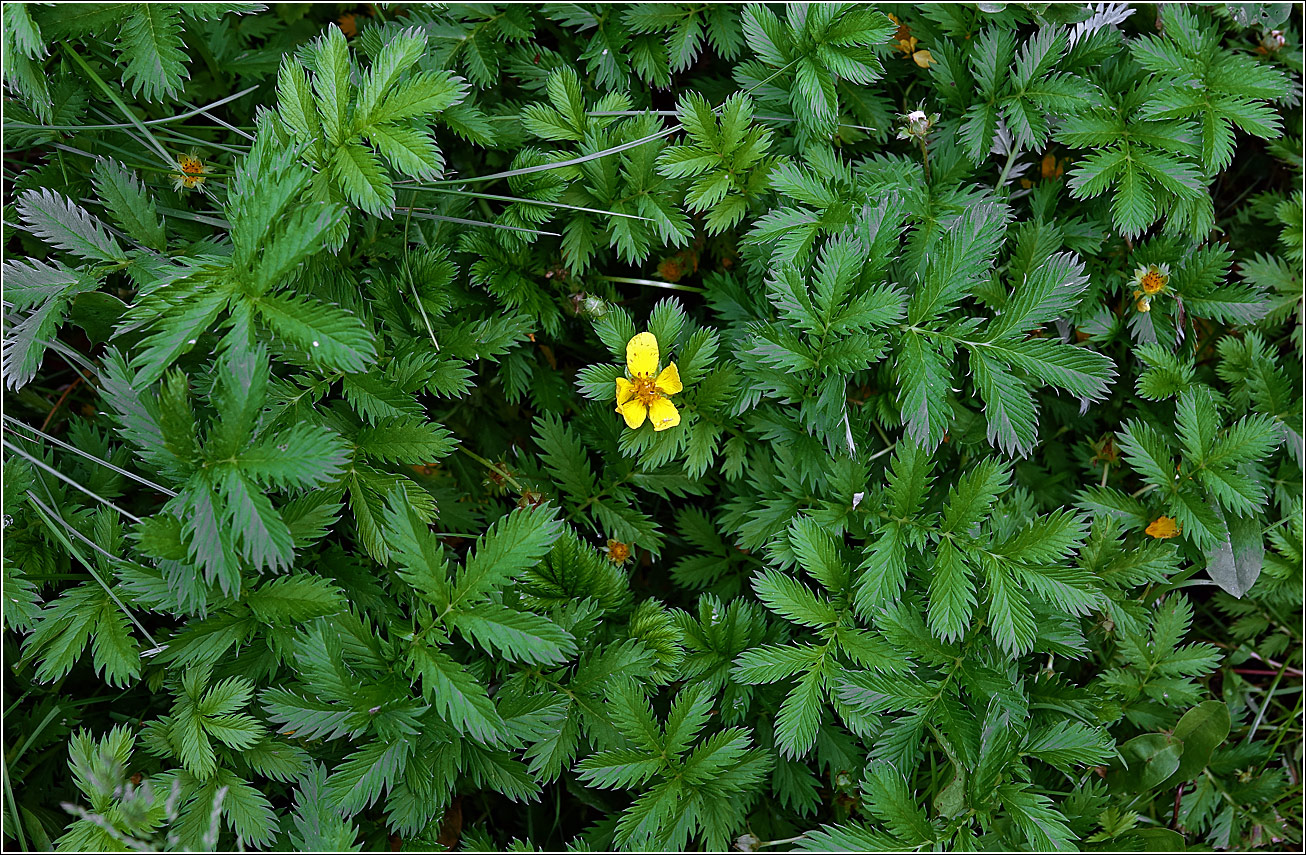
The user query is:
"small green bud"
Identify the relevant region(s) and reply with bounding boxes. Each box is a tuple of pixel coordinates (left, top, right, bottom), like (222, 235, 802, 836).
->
(579, 293, 609, 319)
(896, 104, 939, 141)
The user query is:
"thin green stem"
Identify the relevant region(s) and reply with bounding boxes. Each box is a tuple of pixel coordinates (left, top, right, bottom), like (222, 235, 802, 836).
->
(2, 438, 144, 523)
(5, 85, 259, 132)
(61, 44, 173, 168)
(995, 145, 1021, 190)
(3, 416, 179, 498)
(458, 446, 526, 493)
(594, 275, 705, 293)
(9, 705, 64, 767)
(1247, 661, 1291, 741)
(1255, 691, 1303, 774)
(392, 206, 559, 236)
(24, 493, 163, 652)
(426, 58, 800, 189)
(2, 754, 27, 851)
(400, 185, 655, 221)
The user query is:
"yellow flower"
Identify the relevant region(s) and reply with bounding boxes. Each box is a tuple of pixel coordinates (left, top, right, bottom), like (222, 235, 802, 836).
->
(603, 538, 631, 564)
(615, 331, 682, 431)
(888, 13, 917, 55)
(1040, 152, 1066, 180)
(171, 152, 208, 192)
(1132, 263, 1171, 296)
(1130, 263, 1169, 313)
(886, 14, 932, 67)
(1145, 516, 1181, 539)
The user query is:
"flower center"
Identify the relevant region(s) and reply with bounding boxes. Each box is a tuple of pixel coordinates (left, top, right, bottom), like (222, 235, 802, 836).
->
(1140, 271, 1166, 294)
(175, 156, 207, 190)
(632, 374, 660, 406)
(606, 539, 630, 563)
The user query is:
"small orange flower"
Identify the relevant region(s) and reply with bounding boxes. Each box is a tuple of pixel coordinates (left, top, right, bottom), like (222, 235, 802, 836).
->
(1131, 263, 1170, 314)
(1021, 153, 1068, 188)
(171, 152, 208, 192)
(1041, 153, 1066, 181)
(604, 538, 631, 564)
(1145, 516, 1181, 539)
(657, 247, 699, 283)
(1134, 263, 1170, 296)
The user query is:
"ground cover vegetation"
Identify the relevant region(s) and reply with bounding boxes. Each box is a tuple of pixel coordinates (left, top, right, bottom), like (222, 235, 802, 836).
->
(2, 2, 1303, 851)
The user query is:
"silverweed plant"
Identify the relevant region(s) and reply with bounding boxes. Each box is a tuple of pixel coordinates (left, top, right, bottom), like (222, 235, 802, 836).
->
(2, 2, 1302, 852)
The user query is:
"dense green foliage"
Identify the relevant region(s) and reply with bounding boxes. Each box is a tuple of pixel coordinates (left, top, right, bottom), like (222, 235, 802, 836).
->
(2, 2, 1303, 852)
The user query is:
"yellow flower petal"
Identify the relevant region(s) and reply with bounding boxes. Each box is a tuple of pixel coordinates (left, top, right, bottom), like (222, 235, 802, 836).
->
(616, 377, 636, 406)
(655, 363, 682, 396)
(912, 49, 935, 68)
(647, 396, 680, 431)
(626, 332, 659, 377)
(619, 397, 648, 429)
(1145, 516, 1181, 539)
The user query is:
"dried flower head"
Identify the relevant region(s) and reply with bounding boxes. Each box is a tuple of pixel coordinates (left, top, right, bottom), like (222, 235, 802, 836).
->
(1258, 29, 1286, 54)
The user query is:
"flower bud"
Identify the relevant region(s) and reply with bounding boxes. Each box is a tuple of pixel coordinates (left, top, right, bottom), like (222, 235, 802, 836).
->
(896, 107, 939, 142)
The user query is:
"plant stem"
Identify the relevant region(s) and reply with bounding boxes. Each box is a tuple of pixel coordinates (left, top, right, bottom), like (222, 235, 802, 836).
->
(996, 145, 1020, 190)
(458, 446, 527, 493)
